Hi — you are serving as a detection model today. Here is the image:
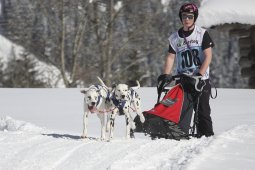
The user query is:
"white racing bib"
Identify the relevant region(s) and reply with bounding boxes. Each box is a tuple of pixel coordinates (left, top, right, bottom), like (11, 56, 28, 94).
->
(168, 25, 209, 80)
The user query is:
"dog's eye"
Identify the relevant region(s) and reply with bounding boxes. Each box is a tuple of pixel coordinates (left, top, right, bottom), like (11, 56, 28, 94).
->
(118, 90, 121, 92)
(88, 96, 91, 100)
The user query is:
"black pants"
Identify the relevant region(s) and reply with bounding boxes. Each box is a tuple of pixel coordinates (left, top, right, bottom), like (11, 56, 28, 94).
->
(194, 79, 214, 137)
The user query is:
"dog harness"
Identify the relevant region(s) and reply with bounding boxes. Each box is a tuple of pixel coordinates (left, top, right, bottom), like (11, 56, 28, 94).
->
(109, 89, 137, 115)
(95, 85, 102, 107)
(89, 85, 116, 114)
(110, 94, 127, 115)
(90, 85, 137, 114)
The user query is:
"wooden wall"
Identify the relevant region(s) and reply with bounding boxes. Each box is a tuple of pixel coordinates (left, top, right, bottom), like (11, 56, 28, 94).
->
(217, 24, 255, 88)
(236, 26, 255, 88)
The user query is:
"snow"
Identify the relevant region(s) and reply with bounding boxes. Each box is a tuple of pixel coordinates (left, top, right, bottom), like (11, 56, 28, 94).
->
(161, 0, 171, 13)
(114, 1, 122, 12)
(1, 1, 255, 168)
(197, 0, 255, 28)
(0, 88, 255, 170)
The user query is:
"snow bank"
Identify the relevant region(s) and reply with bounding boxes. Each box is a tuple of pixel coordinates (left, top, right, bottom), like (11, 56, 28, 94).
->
(0, 116, 45, 132)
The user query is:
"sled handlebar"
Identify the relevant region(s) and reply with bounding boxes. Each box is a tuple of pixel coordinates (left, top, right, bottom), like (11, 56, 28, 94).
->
(157, 73, 204, 103)
(173, 73, 205, 91)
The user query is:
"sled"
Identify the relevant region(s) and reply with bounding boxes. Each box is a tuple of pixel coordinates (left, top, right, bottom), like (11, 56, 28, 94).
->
(134, 74, 202, 140)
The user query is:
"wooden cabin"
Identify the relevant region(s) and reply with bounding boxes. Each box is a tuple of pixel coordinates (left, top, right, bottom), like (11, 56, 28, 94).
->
(197, 0, 255, 88)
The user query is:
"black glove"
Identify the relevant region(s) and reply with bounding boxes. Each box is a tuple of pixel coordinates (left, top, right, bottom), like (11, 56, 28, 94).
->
(157, 74, 172, 84)
(157, 74, 172, 103)
(193, 72, 202, 77)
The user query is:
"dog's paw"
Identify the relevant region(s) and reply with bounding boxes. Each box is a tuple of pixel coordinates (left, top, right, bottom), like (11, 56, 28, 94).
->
(81, 135, 87, 139)
(106, 137, 112, 142)
(100, 136, 106, 141)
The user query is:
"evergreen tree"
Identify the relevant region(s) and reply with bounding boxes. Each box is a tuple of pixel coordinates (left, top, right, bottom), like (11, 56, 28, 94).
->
(3, 51, 46, 88)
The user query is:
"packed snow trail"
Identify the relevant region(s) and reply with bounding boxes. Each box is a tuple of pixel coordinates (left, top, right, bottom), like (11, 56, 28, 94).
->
(0, 130, 212, 170)
(1, 88, 255, 169)
(1, 117, 255, 170)
(0, 117, 215, 170)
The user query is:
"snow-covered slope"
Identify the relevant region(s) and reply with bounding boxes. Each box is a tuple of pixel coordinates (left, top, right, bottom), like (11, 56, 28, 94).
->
(0, 35, 65, 87)
(0, 88, 255, 170)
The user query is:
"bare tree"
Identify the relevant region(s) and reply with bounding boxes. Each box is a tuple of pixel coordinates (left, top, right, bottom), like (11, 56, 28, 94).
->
(5, 0, 89, 87)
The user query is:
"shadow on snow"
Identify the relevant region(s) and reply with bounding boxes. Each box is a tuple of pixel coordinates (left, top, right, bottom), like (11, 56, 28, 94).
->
(42, 133, 98, 140)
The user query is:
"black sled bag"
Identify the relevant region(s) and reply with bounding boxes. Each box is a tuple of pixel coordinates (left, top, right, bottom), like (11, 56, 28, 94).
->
(134, 84, 193, 140)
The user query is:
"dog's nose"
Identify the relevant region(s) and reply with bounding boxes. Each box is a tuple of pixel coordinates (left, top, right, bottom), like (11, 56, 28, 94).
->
(91, 102, 96, 106)
(121, 95, 125, 99)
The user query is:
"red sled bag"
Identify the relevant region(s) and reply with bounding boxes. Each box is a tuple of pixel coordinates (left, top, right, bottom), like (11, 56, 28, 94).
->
(146, 84, 184, 124)
(134, 74, 202, 140)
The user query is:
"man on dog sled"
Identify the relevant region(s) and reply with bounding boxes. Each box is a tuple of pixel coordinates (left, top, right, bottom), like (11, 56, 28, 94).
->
(134, 3, 215, 140)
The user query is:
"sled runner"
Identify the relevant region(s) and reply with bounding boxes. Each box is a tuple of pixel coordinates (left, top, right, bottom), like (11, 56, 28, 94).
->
(134, 74, 205, 140)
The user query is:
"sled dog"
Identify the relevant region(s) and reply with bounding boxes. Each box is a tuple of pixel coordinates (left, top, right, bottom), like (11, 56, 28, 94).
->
(80, 83, 109, 140)
(97, 78, 145, 140)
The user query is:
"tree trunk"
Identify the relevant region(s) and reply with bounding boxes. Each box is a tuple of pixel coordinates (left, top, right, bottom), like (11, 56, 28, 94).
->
(70, 7, 87, 86)
(104, 0, 114, 85)
(60, 0, 70, 87)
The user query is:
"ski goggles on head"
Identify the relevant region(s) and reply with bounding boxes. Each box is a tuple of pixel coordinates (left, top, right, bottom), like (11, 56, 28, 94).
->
(181, 14, 194, 20)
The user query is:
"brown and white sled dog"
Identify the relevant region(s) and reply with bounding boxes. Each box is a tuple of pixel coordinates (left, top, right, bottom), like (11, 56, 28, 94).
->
(97, 78, 145, 140)
(80, 82, 109, 140)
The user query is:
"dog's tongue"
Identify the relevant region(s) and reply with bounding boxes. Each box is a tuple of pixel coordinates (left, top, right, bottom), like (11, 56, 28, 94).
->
(88, 105, 97, 113)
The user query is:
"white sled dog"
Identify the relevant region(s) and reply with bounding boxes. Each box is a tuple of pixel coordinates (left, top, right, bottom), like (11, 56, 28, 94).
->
(97, 78, 145, 140)
(80, 81, 109, 140)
